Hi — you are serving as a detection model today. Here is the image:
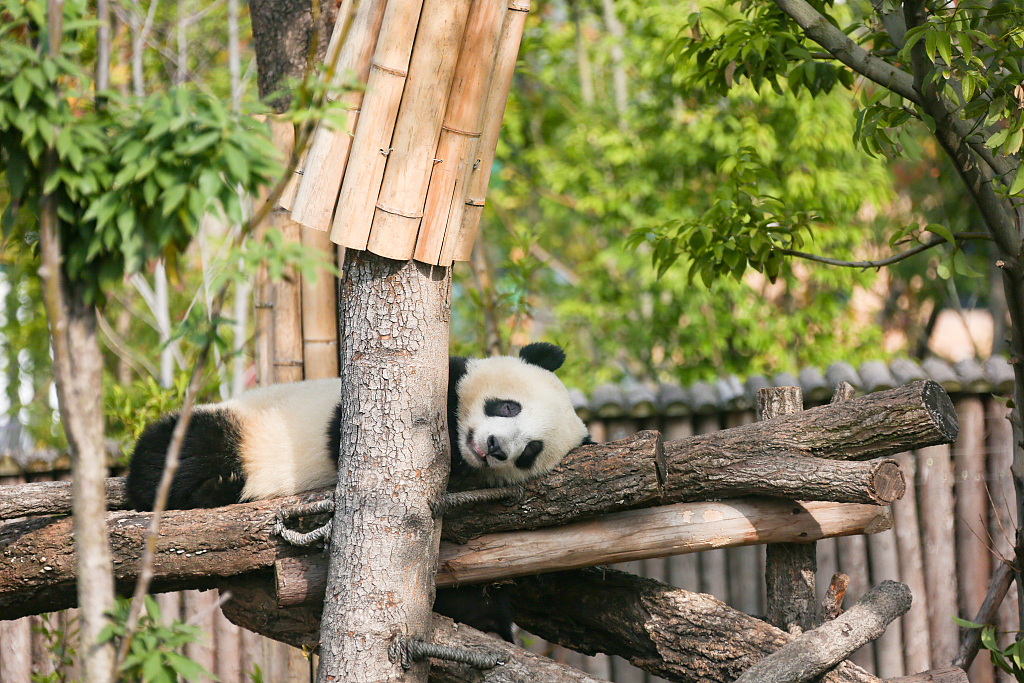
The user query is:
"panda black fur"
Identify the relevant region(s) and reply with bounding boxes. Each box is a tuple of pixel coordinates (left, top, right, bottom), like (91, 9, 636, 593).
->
(125, 341, 590, 640)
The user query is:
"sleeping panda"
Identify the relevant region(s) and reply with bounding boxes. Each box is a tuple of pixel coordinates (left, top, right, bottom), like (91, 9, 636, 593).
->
(125, 341, 590, 510)
(125, 342, 591, 641)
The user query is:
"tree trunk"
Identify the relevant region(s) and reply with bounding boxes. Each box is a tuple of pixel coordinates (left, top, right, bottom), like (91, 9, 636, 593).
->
(316, 252, 451, 682)
(38, 212, 116, 682)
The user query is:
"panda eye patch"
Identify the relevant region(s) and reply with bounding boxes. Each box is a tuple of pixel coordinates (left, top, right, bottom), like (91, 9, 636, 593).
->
(484, 398, 521, 418)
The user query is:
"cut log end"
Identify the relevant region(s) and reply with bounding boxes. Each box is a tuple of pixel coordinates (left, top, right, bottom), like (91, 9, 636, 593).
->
(922, 380, 959, 444)
(871, 460, 906, 504)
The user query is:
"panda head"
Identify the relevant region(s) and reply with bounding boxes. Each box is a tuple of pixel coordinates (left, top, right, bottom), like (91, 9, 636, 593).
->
(455, 342, 590, 486)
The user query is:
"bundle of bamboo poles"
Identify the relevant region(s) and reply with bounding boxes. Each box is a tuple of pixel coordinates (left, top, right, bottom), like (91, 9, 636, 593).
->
(284, 0, 529, 266)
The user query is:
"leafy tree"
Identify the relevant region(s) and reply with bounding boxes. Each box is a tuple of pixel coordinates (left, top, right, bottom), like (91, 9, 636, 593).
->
(649, 0, 1024, 637)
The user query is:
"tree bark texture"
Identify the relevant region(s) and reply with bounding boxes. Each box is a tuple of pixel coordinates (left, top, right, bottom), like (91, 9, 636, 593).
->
(0, 478, 129, 519)
(316, 253, 451, 683)
(733, 580, 912, 683)
(760, 386, 817, 635)
(249, 0, 339, 111)
(0, 493, 888, 620)
(277, 499, 891, 605)
(507, 567, 884, 683)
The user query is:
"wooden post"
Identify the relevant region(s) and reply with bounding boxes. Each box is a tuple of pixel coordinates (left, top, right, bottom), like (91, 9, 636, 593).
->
(315, 253, 450, 683)
(759, 386, 817, 634)
(918, 443, 959, 667)
(892, 450, 931, 674)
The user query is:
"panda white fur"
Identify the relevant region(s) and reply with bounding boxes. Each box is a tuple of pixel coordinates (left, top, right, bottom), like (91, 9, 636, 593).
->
(126, 342, 590, 511)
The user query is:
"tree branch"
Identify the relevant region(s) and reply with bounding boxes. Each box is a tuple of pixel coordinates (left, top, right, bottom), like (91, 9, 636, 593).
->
(772, 0, 1014, 179)
(781, 232, 991, 270)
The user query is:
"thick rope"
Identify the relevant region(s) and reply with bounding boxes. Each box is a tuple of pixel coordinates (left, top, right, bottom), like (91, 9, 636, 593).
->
(388, 636, 505, 670)
(274, 496, 335, 547)
(430, 485, 525, 518)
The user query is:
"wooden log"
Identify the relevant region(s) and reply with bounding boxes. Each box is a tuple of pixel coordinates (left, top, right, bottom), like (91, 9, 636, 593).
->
(454, 0, 530, 260)
(364, 0, 473, 260)
(663, 381, 956, 499)
(415, 0, 507, 265)
(507, 567, 883, 683)
(329, 0, 426, 249)
(760, 386, 817, 635)
(287, 0, 388, 227)
(0, 446, 903, 524)
(275, 499, 894, 607)
(0, 490, 327, 619)
(733, 580, 912, 683)
(299, 226, 338, 379)
(0, 477, 128, 519)
(985, 396, 1019, 669)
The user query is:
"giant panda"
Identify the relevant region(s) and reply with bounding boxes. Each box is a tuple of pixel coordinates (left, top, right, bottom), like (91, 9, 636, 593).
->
(125, 341, 591, 641)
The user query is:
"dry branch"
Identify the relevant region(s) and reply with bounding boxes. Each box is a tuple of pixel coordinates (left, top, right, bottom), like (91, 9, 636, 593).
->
(0, 478, 129, 519)
(275, 499, 892, 606)
(733, 580, 912, 683)
(888, 669, 968, 683)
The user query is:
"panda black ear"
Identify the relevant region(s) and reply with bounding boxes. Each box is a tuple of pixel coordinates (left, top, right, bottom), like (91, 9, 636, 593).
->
(519, 342, 565, 372)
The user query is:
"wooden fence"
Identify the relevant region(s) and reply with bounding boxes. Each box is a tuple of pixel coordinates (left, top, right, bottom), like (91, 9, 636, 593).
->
(0, 359, 1018, 682)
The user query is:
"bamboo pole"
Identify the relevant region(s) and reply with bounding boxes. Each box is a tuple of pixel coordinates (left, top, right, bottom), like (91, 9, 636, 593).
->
(454, 0, 531, 261)
(363, 0, 473, 260)
(414, 0, 507, 265)
(299, 226, 338, 379)
(287, 0, 388, 226)
(329, 0, 426, 250)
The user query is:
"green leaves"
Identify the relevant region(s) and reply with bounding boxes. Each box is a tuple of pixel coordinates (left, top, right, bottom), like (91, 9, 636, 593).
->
(0, 0, 284, 304)
(100, 596, 219, 683)
(953, 616, 1024, 678)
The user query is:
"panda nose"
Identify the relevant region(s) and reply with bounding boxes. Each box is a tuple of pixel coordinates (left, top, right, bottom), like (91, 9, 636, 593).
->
(486, 436, 507, 461)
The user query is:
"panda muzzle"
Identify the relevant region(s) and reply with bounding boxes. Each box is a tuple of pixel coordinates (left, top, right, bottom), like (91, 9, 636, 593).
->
(486, 436, 508, 461)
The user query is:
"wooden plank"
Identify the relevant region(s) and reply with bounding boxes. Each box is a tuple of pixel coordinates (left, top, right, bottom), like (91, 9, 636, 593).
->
(892, 451, 932, 674)
(953, 396, 993, 683)
(918, 444, 959, 667)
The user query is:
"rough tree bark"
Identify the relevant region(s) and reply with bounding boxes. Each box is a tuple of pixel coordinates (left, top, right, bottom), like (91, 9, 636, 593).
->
(316, 252, 451, 682)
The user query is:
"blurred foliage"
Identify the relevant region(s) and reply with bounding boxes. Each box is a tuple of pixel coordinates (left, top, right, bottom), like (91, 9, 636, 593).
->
(453, 0, 896, 389)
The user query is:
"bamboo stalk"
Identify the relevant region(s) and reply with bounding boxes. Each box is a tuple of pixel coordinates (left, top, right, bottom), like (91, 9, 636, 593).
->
(274, 498, 893, 606)
(454, 0, 530, 261)
(299, 226, 338, 379)
(287, 0, 389, 227)
(364, 0, 474, 260)
(329, 0, 426, 250)
(414, 0, 507, 265)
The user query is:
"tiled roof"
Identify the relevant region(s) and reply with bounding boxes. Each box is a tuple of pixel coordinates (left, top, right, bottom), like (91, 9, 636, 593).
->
(572, 356, 1014, 421)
